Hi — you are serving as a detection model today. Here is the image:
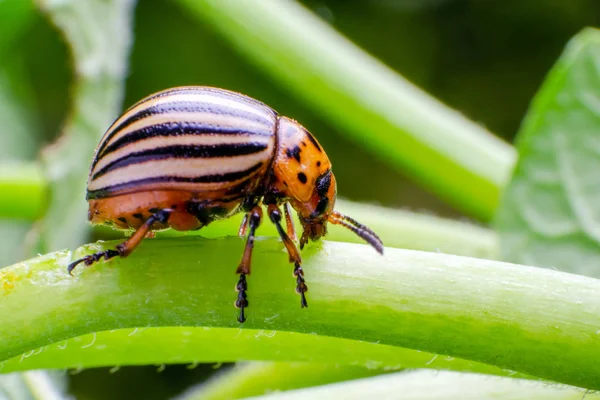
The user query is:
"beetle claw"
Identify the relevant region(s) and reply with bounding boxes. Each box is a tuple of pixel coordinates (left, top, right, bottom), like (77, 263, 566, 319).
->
(235, 273, 249, 323)
(293, 263, 308, 308)
(67, 249, 121, 275)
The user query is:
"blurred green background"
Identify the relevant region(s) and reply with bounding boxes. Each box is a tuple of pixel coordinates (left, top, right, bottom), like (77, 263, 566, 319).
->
(2, 0, 600, 398)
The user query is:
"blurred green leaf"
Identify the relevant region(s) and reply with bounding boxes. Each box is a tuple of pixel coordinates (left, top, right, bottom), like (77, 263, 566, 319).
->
(495, 28, 600, 276)
(0, 66, 40, 161)
(0, 0, 35, 57)
(31, 0, 136, 254)
(240, 370, 596, 400)
(2, 239, 600, 388)
(176, 0, 516, 221)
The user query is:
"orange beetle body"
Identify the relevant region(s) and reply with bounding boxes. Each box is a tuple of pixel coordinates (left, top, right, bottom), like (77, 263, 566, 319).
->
(70, 86, 383, 322)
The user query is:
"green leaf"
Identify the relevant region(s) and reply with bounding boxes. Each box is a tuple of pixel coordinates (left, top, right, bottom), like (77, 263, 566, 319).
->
(30, 0, 136, 254)
(175, 0, 516, 221)
(495, 28, 600, 276)
(1, 239, 600, 389)
(238, 370, 598, 400)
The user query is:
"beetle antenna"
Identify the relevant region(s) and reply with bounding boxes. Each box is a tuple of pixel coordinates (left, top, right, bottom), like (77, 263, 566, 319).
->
(329, 211, 384, 254)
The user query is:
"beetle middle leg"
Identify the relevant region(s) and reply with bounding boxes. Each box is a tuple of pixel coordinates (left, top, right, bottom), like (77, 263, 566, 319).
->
(268, 204, 307, 308)
(67, 208, 172, 275)
(235, 205, 262, 323)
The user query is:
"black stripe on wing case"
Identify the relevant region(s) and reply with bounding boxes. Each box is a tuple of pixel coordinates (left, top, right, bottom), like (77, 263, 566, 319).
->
(87, 162, 264, 200)
(96, 121, 272, 161)
(92, 142, 269, 181)
(96, 100, 275, 159)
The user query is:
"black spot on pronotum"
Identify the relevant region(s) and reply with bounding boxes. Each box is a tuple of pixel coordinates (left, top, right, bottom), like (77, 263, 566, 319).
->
(285, 146, 301, 162)
(316, 161, 321, 167)
(133, 213, 144, 220)
(118, 217, 128, 224)
(297, 172, 308, 184)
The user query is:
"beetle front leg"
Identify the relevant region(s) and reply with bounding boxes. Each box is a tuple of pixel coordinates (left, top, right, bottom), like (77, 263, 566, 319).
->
(268, 204, 308, 308)
(67, 209, 172, 275)
(235, 205, 262, 323)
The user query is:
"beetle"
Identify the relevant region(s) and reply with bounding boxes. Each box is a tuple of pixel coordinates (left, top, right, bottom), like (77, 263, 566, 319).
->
(68, 86, 384, 323)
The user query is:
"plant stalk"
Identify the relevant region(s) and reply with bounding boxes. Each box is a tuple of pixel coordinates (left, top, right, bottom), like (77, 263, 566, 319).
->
(176, 0, 516, 220)
(1, 239, 599, 389)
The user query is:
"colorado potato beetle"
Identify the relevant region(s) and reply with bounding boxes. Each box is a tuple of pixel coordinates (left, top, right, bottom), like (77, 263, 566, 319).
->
(68, 86, 384, 322)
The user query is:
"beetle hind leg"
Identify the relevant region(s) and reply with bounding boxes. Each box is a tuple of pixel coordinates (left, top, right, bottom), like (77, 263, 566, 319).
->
(235, 205, 262, 323)
(67, 208, 172, 275)
(268, 204, 308, 309)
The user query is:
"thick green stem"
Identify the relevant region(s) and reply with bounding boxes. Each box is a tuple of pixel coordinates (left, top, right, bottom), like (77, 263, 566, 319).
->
(176, 0, 516, 221)
(1, 239, 599, 389)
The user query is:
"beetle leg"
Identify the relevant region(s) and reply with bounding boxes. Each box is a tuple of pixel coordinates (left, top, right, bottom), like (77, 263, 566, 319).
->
(238, 213, 249, 237)
(67, 208, 172, 275)
(267, 204, 307, 308)
(235, 205, 262, 323)
(284, 202, 297, 242)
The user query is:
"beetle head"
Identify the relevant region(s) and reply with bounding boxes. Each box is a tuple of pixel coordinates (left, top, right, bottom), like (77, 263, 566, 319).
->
(292, 179, 384, 255)
(271, 116, 383, 253)
(290, 169, 337, 248)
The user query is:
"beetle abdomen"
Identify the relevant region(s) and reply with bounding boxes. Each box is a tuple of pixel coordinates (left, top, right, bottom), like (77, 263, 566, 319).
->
(87, 87, 278, 200)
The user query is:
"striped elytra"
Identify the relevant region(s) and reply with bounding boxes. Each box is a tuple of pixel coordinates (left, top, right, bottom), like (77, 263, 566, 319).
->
(70, 86, 384, 323)
(87, 87, 278, 200)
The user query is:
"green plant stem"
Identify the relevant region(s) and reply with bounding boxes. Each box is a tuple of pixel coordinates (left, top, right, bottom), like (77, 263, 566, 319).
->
(0, 163, 46, 220)
(148, 199, 498, 258)
(0, 161, 498, 257)
(1, 239, 599, 389)
(0, 327, 510, 377)
(176, 363, 390, 400)
(177, 0, 516, 221)
(242, 370, 597, 400)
